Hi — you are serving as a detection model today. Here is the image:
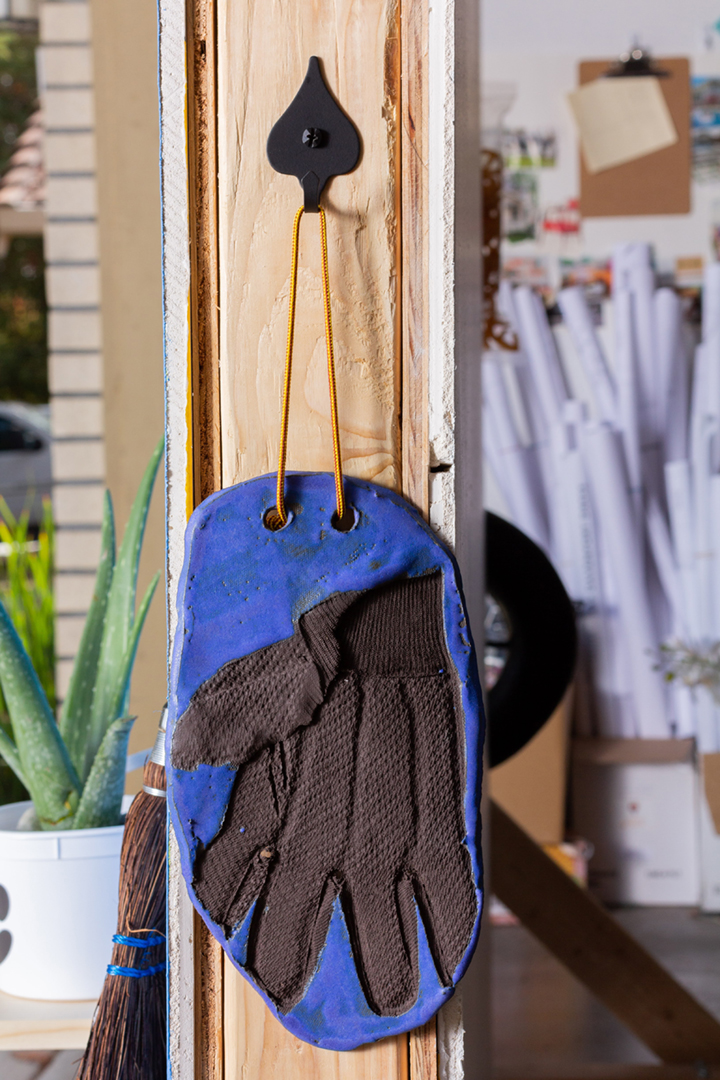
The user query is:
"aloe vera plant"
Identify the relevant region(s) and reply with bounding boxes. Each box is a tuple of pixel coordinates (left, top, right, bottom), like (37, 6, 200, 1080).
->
(0, 436, 163, 830)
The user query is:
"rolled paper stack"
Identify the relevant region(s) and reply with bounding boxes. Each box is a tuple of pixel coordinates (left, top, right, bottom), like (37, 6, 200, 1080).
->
(484, 244, 720, 744)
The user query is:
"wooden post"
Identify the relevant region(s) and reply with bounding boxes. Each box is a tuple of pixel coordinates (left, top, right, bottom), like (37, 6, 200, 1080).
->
(161, 1, 483, 1077)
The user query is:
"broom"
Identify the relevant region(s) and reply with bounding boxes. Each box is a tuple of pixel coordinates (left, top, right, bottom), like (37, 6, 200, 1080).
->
(76, 708, 168, 1080)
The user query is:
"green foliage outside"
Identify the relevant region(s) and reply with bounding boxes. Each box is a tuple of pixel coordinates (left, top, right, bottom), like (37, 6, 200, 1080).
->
(0, 237, 48, 403)
(0, 28, 38, 175)
(0, 439, 164, 827)
(0, 29, 48, 403)
(0, 496, 54, 706)
(0, 496, 54, 804)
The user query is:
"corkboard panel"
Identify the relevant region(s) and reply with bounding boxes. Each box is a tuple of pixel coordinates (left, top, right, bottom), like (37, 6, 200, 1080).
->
(579, 58, 691, 218)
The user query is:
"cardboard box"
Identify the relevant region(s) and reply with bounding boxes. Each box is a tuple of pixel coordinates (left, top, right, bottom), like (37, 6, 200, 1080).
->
(699, 753, 720, 912)
(490, 691, 571, 846)
(571, 739, 701, 906)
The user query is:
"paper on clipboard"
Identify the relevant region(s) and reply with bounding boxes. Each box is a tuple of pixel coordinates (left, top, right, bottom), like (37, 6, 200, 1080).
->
(567, 76, 678, 173)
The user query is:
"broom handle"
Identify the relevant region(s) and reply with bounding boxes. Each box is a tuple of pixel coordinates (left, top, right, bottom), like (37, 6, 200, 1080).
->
(143, 706, 167, 797)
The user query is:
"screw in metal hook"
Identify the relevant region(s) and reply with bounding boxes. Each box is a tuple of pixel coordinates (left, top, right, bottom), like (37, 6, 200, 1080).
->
(302, 127, 325, 149)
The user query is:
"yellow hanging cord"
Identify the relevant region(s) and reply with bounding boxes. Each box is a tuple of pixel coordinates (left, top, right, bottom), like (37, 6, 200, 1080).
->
(273, 206, 346, 528)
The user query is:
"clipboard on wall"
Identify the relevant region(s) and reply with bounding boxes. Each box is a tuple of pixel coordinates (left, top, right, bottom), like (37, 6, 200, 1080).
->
(578, 57, 691, 218)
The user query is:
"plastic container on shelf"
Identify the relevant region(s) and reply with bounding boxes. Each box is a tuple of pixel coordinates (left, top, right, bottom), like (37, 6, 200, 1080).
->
(0, 800, 125, 1001)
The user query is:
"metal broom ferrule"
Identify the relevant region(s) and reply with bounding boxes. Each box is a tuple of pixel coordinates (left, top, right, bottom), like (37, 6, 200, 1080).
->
(143, 705, 167, 798)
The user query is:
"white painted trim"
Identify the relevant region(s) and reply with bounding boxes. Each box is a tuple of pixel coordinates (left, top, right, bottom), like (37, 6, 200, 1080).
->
(428, 1, 487, 1078)
(157, 0, 194, 1075)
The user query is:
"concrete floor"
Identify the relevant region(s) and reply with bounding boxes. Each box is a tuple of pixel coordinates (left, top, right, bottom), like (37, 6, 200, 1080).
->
(493, 907, 720, 1071)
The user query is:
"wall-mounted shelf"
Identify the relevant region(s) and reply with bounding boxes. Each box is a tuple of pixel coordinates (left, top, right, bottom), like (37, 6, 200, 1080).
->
(0, 990, 94, 1051)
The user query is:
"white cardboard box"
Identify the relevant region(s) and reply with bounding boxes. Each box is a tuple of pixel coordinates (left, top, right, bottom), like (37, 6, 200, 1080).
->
(572, 739, 701, 906)
(699, 753, 720, 912)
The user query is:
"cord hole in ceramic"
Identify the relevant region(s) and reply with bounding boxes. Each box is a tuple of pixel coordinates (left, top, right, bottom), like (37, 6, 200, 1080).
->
(331, 506, 357, 533)
(263, 507, 294, 532)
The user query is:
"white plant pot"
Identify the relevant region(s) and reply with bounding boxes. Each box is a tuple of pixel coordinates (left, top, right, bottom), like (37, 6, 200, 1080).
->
(0, 800, 124, 1000)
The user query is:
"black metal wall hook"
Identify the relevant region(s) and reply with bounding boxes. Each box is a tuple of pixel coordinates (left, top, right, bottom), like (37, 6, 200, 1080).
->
(267, 57, 361, 213)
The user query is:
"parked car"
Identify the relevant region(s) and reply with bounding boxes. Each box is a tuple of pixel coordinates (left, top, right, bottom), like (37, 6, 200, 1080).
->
(0, 402, 51, 526)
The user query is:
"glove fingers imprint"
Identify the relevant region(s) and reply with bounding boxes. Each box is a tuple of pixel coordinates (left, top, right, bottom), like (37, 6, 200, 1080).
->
(249, 866, 340, 1012)
(344, 677, 417, 1015)
(194, 748, 282, 931)
(404, 675, 479, 982)
(344, 870, 418, 1016)
(248, 675, 361, 1011)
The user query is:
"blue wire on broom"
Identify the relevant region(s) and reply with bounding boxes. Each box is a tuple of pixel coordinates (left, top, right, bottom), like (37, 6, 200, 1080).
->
(76, 709, 167, 1080)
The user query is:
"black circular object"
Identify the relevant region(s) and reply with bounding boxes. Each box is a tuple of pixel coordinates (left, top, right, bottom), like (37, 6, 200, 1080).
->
(0, 885, 7, 922)
(0, 930, 11, 964)
(485, 511, 577, 768)
(302, 127, 325, 149)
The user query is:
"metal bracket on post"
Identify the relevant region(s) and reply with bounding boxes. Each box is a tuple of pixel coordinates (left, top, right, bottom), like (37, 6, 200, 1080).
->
(266, 56, 361, 212)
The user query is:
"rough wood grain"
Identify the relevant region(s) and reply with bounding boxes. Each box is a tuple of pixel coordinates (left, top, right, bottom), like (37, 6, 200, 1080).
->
(401, 7, 436, 1078)
(410, 1018, 437, 1080)
(187, 6, 224, 1076)
(223, 955, 409, 1080)
(188, 0, 222, 503)
(216, 0, 401, 492)
(492, 801, 720, 1064)
(401, 0, 429, 516)
(194, 913, 224, 1080)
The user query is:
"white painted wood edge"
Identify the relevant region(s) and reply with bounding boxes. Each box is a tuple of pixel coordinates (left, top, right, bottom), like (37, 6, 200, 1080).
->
(429, 1, 486, 1077)
(158, 0, 194, 1075)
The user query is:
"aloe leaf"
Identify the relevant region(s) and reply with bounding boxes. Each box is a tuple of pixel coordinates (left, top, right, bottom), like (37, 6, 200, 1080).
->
(0, 725, 26, 788)
(72, 717, 134, 829)
(87, 437, 163, 760)
(101, 571, 160, 725)
(0, 601, 81, 829)
(60, 492, 116, 779)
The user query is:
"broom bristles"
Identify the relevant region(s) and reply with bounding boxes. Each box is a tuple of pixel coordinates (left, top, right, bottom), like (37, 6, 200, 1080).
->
(76, 759, 167, 1080)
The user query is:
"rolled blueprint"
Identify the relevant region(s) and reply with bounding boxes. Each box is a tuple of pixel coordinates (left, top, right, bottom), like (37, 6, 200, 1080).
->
(557, 286, 617, 424)
(581, 422, 669, 737)
(514, 285, 568, 430)
(664, 323, 690, 464)
(614, 289, 643, 530)
(665, 459, 701, 641)
(654, 287, 683, 459)
(703, 261, 720, 344)
(646, 497, 683, 637)
(711, 474, 720, 641)
(551, 402, 601, 602)
(548, 416, 584, 597)
(612, 241, 652, 292)
(552, 402, 631, 737)
(497, 281, 551, 452)
(482, 355, 550, 551)
(628, 261, 659, 442)
(495, 283, 562, 559)
(689, 341, 720, 639)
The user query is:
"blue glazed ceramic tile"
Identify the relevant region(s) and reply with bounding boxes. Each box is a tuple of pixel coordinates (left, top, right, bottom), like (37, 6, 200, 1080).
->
(167, 472, 484, 1049)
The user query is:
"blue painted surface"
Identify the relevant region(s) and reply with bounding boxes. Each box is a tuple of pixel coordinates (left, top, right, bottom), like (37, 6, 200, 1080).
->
(167, 472, 485, 1049)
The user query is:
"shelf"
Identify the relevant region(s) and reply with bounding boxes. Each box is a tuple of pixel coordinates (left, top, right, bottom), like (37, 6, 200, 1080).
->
(0, 990, 94, 1051)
